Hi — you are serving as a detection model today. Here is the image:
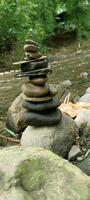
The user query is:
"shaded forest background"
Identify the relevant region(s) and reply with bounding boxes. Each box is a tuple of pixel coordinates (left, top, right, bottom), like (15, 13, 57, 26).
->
(0, 0, 90, 52)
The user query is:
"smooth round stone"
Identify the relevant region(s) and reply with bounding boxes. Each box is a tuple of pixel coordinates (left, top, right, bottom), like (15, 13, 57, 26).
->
(23, 94, 53, 102)
(22, 98, 60, 112)
(29, 77, 48, 86)
(21, 58, 48, 72)
(24, 44, 39, 52)
(20, 108, 62, 126)
(24, 52, 42, 60)
(21, 82, 49, 97)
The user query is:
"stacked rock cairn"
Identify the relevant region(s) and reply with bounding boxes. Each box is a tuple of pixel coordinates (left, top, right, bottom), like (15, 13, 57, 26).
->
(14, 40, 62, 127)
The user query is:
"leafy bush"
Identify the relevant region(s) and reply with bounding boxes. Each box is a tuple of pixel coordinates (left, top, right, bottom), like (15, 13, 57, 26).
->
(0, 0, 90, 51)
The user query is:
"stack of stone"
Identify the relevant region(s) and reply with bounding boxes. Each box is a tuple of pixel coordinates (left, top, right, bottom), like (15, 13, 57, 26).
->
(13, 40, 62, 126)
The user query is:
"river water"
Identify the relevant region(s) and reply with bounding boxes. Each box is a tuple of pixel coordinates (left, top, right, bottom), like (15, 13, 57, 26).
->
(0, 40, 90, 133)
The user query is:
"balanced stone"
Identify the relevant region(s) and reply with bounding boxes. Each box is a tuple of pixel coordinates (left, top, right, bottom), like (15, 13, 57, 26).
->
(24, 44, 39, 52)
(16, 67, 52, 78)
(21, 58, 48, 72)
(25, 39, 39, 46)
(13, 56, 47, 66)
(23, 94, 53, 102)
(20, 108, 62, 126)
(24, 52, 42, 60)
(29, 77, 48, 86)
(21, 82, 49, 97)
(22, 98, 60, 112)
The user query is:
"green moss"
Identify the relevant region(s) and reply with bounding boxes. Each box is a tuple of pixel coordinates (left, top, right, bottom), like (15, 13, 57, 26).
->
(16, 159, 46, 192)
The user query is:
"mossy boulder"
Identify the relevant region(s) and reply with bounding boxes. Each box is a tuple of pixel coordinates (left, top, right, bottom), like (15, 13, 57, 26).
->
(0, 146, 90, 200)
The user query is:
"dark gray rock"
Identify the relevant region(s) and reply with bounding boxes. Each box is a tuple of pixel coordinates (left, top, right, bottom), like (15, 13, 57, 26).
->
(21, 58, 48, 72)
(21, 114, 78, 158)
(77, 153, 90, 176)
(20, 109, 62, 126)
(16, 67, 52, 78)
(22, 98, 60, 112)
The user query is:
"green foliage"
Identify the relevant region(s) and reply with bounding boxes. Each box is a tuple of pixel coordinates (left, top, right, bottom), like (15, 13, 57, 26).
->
(0, 0, 90, 51)
(65, 0, 90, 37)
(0, 0, 57, 50)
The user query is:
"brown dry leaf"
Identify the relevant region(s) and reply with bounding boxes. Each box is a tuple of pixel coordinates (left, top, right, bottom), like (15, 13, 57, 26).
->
(59, 102, 90, 118)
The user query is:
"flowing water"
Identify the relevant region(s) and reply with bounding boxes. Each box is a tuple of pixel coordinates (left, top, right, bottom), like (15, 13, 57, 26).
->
(0, 40, 90, 133)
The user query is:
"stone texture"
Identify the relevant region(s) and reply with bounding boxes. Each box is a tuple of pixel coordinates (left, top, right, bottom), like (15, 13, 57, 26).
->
(21, 114, 78, 158)
(24, 52, 42, 60)
(75, 109, 90, 128)
(68, 145, 82, 161)
(23, 94, 53, 102)
(6, 94, 27, 134)
(30, 77, 48, 86)
(21, 82, 49, 97)
(20, 109, 62, 126)
(22, 98, 60, 112)
(16, 67, 52, 78)
(24, 44, 39, 52)
(78, 94, 90, 103)
(25, 39, 39, 46)
(77, 153, 90, 176)
(0, 146, 90, 200)
(21, 59, 48, 72)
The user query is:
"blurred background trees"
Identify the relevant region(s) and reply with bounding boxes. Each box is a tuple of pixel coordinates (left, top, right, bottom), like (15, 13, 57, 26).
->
(0, 0, 90, 51)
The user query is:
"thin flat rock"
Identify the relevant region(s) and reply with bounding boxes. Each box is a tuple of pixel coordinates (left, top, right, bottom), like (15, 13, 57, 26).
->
(21, 58, 48, 72)
(16, 67, 52, 78)
(23, 94, 53, 102)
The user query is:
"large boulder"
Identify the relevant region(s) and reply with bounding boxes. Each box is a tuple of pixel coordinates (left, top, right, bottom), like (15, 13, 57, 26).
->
(21, 114, 78, 158)
(0, 146, 90, 200)
(6, 94, 27, 134)
(75, 109, 90, 128)
(78, 94, 90, 103)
